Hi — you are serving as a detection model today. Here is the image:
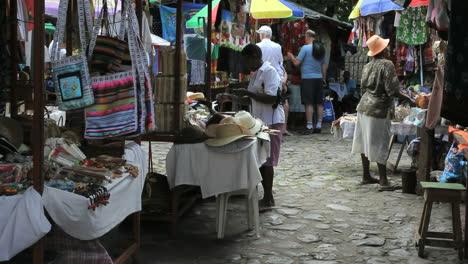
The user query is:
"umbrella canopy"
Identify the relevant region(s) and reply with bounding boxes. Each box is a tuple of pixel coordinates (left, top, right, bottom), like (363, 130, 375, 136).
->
(186, 0, 221, 28)
(409, 0, 429, 7)
(45, 0, 121, 17)
(359, 0, 403, 16)
(250, 0, 304, 20)
(349, 0, 363, 19)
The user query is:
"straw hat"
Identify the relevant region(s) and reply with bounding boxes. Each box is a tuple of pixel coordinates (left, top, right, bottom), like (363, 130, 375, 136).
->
(234, 111, 264, 136)
(206, 116, 241, 138)
(187, 92, 205, 101)
(366, 35, 390, 57)
(205, 117, 251, 147)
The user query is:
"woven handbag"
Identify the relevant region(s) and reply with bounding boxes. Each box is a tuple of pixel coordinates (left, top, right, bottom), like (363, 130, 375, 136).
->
(84, 0, 155, 139)
(50, 0, 94, 111)
(87, 2, 130, 74)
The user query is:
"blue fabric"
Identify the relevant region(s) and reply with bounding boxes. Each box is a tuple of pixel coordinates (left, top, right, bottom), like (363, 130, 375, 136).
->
(343, 79, 358, 98)
(160, 5, 177, 42)
(297, 44, 324, 79)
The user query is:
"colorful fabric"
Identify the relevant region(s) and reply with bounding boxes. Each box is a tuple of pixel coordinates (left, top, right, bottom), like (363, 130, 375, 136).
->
(396, 6, 428, 45)
(89, 36, 128, 73)
(183, 2, 206, 33)
(85, 72, 137, 139)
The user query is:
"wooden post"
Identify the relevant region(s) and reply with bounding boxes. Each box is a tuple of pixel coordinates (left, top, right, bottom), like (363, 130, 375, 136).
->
(9, 0, 18, 117)
(174, 0, 182, 133)
(204, 0, 212, 100)
(32, 0, 45, 262)
(416, 127, 434, 194)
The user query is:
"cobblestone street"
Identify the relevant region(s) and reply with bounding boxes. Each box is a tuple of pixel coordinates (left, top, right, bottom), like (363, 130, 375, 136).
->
(136, 129, 467, 264)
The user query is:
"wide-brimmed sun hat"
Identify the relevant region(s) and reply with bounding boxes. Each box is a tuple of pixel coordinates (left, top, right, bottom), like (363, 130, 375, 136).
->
(205, 122, 253, 147)
(366, 35, 390, 57)
(234, 111, 264, 136)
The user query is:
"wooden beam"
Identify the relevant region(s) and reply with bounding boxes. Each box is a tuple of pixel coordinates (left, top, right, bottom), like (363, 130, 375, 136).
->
(9, 0, 18, 116)
(416, 127, 434, 194)
(204, 0, 212, 100)
(32, 0, 45, 262)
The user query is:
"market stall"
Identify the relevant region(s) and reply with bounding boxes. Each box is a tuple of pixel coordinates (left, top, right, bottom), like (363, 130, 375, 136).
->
(0, 0, 154, 262)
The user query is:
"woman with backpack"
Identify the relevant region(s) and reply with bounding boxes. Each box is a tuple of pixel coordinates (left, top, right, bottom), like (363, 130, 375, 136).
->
(287, 30, 327, 133)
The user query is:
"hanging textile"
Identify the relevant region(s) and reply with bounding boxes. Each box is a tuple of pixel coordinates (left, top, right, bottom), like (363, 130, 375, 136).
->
(159, 5, 177, 42)
(190, 60, 205, 85)
(396, 6, 428, 45)
(183, 3, 205, 34)
(441, 0, 468, 126)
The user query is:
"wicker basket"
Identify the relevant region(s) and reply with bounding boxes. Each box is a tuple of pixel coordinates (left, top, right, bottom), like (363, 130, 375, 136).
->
(154, 103, 187, 133)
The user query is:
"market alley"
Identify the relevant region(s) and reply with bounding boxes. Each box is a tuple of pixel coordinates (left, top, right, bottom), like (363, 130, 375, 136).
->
(129, 128, 466, 264)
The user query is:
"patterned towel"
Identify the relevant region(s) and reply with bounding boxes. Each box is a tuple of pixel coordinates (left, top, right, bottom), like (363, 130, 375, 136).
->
(85, 72, 138, 139)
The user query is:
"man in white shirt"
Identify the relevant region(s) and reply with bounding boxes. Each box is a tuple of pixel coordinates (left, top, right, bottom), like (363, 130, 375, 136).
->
(256, 26, 291, 136)
(234, 44, 285, 208)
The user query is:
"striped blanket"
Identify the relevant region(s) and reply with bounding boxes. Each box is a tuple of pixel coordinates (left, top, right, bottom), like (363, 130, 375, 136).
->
(85, 71, 138, 139)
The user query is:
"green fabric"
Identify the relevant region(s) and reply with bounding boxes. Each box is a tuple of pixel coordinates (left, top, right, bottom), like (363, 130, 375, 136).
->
(396, 6, 428, 45)
(45, 23, 55, 35)
(211, 44, 219, 61)
(420, 181, 466, 190)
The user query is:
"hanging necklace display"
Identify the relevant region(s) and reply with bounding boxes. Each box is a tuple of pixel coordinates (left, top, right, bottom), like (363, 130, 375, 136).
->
(50, 0, 94, 110)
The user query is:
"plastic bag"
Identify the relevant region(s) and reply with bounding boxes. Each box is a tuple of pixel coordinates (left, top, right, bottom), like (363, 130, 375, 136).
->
(322, 98, 335, 122)
(440, 143, 467, 183)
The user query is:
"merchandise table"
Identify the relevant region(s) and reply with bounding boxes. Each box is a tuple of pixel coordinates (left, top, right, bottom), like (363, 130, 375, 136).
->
(338, 116, 417, 172)
(166, 138, 270, 199)
(42, 142, 148, 240)
(0, 188, 51, 261)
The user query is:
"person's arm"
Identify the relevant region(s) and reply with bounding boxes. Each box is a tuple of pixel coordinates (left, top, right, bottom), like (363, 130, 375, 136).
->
(321, 63, 328, 83)
(281, 65, 288, 91)
(233, 69, 280, 104)
(287, 46, 305, 67)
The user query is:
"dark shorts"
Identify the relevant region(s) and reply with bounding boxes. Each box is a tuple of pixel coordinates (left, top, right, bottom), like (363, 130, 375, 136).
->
(263, 123, 284, 167)
(301, 78, 324, 105)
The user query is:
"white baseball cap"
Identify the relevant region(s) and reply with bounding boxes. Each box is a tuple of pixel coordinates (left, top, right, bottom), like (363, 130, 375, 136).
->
(256, 25, 272, 36)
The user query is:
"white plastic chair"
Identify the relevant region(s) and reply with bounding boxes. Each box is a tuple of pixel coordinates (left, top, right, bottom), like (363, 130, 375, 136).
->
(215, 188, 260, 239)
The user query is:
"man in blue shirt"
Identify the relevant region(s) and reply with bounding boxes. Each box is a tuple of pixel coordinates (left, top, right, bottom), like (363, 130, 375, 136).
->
(287, 30, 327, 133)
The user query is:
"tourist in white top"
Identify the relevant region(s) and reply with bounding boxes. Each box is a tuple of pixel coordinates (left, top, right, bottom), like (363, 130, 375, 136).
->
(234, 44, 285, 208)
(256, 25, 291, 136)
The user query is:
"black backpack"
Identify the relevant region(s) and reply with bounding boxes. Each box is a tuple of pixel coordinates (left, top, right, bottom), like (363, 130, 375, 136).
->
(312, 41, 325, 61)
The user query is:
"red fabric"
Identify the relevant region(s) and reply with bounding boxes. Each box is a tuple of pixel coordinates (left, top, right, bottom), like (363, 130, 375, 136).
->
(449, 126, 468, 150)
(25, 0, 34, 31)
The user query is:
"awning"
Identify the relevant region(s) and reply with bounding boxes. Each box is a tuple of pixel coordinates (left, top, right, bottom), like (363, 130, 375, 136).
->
(284, 0, 352, 28)
(45, 0, 121, 17)
(250, 0, 304, 20)
(359, 0, 403, 17)
(185, 0, 220, 28)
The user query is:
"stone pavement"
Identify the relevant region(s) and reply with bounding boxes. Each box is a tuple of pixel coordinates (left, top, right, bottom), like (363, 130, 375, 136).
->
(135, 130, 468, 264)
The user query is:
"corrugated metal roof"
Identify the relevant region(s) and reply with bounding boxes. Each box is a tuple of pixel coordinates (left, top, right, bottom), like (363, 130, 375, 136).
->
(285, 0, 352, 29)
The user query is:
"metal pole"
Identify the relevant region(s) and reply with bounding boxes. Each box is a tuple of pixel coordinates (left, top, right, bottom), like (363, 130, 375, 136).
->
(9, 0, 18, 117)
(174, 0, 182, 133)
(204, 0, 212, 100)
(32, 0, 45, 262)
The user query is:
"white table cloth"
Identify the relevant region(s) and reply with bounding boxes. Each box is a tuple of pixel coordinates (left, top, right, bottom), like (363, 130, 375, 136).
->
(340, 118, 417, 139)
(166, 138, 270, 199)
(0, 187, 51, 261)
(42, 142, 147, 240)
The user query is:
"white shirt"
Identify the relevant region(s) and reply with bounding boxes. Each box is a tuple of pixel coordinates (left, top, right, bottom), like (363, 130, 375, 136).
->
(247, 61, 285, 125)
(257, 38, 284, 79)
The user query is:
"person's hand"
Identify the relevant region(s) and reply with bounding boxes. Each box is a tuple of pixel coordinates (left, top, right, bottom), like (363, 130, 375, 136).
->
(287, 52, 294, 59)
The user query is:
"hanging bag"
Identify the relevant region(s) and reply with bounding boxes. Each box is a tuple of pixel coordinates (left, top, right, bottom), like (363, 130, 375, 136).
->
(50, 0, 94, 111)
(84, 0, 155, 139)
